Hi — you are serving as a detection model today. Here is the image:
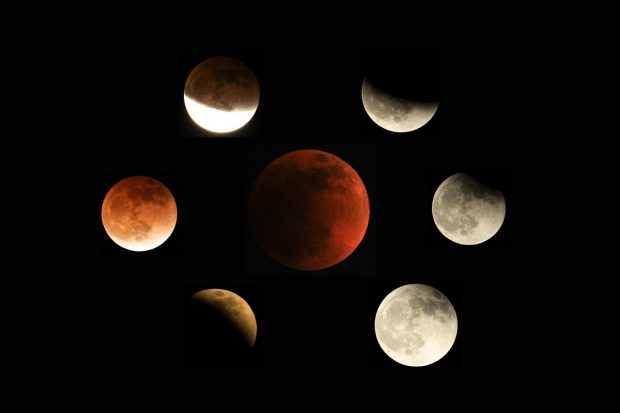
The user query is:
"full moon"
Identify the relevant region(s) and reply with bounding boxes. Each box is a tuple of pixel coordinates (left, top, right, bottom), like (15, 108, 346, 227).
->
(101, 176, 177, 252)
(192, 289, 257, 347)
(432, 173, 506, 245)
(184, 56, 260, 134)
(375, 284, 457, 367)
(249, 150, 370, 271)
(361, 79, 438, 133)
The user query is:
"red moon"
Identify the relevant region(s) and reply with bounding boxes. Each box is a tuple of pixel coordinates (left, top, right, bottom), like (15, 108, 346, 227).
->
(249, 150, 370, 271)
(101, 176, 177, 252)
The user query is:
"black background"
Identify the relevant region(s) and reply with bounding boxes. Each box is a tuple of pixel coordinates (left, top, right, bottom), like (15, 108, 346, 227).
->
(82, 40, 528, 389)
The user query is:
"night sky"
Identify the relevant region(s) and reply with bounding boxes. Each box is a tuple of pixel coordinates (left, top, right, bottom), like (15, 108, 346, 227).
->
(87, 44, 525, 384)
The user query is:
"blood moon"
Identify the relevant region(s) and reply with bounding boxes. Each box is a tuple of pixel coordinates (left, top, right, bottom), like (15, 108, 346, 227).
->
(101, 176, 177, 252)
(249, 150, 370, 271)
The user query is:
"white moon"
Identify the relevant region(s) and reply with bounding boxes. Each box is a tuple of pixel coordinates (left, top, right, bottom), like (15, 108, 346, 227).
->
(375, 284, 457, 367)
(183, 56, 260, 134)
(361, 79, 438, 133)
(432, 173, 506, 245)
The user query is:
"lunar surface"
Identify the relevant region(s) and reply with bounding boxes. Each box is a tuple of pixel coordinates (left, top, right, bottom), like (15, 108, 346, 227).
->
(432, 173, 506, 245)
(249, 150, 370, 271)
(361, 79, 438, 133)
(184, 56, 260, 134)
(101, 176, 177, 251)
(192, 289, 257, 347)
(375, 284, 457, 367)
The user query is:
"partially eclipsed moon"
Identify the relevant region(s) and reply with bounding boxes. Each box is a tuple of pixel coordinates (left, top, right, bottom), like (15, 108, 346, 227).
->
(192, 289, 257, 347)
(101, 176, 177, 252)
(432, 173, 506, 245)
(361, 79, 438, 133)
(375, 284, 457, 367)
(249, 150, 370, 271)
(184, 56, 260, 134)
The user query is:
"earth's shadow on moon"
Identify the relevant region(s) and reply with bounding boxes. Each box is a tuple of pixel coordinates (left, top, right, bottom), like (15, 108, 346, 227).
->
(181, 285, 262, 367)
(244, 144, 376, 276)
(177, 52, 266, 138)
(249, 149, 369, 271)
(357, 51, 443, 136)
(98, 172, 183, 256)
(427, 166, 511, 248)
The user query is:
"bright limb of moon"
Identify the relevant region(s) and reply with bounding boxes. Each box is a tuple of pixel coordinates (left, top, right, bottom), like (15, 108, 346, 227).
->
(184, 94, 257, 134)
(375, 284, 457, 367)
(432, 173, 506, 245)
(361, 79, 438, 133)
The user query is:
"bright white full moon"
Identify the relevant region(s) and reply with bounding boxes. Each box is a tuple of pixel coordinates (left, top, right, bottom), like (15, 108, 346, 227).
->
(375, 284, 457, 367)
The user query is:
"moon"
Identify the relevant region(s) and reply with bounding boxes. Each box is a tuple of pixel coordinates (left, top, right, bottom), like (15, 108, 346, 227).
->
(101, 176, 177, 252)
(375, 284, 457, 367)
(249, 150, 370, 271)
(361, 79, 438, 133)
(192, 289, 257, 347)
(432, 173, 506, 245)
(184, 56, 260, 134)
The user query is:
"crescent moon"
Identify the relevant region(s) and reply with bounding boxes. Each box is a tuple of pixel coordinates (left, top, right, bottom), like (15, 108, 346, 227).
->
(192, 289, 257, 347)
(361, 79, 438, 133)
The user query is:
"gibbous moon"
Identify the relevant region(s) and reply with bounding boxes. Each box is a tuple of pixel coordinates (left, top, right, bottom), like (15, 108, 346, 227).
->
(249, 150, 370, 271)
(375, 284, 457, 367)
(101, 176, 177, 252)
(361, 79, 438, 133)
(432, 173, 506, 245)
(192, 289, 257, 347)
(184, 56, 260, 134)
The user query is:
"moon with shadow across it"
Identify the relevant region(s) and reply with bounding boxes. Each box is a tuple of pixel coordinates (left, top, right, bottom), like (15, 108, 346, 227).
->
(432, 173, 506, 245)
(101, 176, 177, 252)
(375, 284, 457, 367)
(184, 56, 260, 134)
(249, 150, 370, 271)
(361, 79, 438, 133)
(192, 289, 257, 347)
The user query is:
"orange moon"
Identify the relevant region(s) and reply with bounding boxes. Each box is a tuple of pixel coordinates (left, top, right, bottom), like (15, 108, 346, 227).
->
(249, 150, 370, 271)
(101, 176, 177, 252)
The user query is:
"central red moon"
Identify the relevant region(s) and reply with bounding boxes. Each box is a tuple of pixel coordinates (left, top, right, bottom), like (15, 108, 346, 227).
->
(249, 150, 370, 271)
